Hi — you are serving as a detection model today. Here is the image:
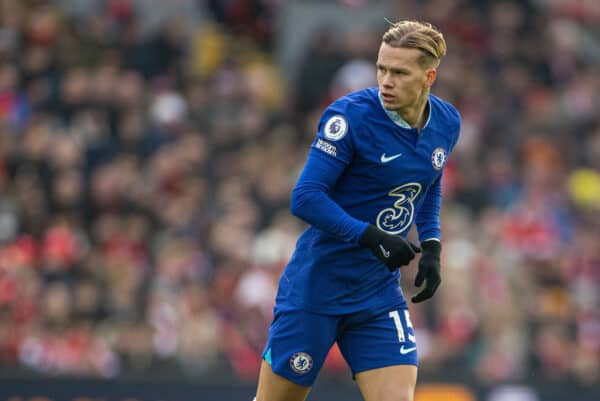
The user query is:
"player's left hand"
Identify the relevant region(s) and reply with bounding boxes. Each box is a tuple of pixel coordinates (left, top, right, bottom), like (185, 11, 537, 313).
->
(411, 240, 441, 303)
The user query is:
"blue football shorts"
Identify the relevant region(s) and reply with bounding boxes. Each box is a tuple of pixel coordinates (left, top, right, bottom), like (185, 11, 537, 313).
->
(261, 303, 418, 387)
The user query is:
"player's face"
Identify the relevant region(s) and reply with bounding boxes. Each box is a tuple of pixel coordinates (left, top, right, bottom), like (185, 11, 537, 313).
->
(376, 43, 434, 112)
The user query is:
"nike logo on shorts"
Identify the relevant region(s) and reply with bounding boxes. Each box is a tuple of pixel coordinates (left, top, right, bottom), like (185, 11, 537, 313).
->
(400, 345, 417, 355)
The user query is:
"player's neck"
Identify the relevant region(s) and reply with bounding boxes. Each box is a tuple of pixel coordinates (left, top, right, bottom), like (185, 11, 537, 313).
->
(396, 91, 430, 130)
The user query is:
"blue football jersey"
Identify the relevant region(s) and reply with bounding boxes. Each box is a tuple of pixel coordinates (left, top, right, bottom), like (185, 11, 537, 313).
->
(277, 87, 460, 314)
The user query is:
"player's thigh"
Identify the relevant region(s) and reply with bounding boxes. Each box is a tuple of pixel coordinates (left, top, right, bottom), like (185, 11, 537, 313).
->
(256, 360, 311, 401)
(337, 306, 418, 401)
(355, 364, 417, 401)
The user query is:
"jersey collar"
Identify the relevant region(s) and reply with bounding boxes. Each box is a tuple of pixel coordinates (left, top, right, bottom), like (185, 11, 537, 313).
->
(378, 91, 432, 130)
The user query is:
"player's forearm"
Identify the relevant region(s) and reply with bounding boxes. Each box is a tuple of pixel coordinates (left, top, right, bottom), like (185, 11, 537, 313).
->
(415, 175, 442, 242)
(291, 184, 368, 244)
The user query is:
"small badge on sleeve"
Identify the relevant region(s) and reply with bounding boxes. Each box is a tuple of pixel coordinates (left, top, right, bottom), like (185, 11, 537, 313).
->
(323, 115, 348, 141)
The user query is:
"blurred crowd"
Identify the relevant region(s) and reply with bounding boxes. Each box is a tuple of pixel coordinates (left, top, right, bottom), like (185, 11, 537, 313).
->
(0, 0, 598, 388)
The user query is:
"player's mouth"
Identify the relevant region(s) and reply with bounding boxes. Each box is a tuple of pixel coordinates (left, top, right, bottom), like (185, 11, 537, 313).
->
(381, 93, 395, 102)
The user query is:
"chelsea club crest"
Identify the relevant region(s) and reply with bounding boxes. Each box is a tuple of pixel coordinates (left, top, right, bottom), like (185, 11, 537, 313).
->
(431, 147, 447, 170)
(289, 352, 313, 374)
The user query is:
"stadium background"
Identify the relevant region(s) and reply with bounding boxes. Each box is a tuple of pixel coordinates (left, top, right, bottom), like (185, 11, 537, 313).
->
(0, 0, 599, 400)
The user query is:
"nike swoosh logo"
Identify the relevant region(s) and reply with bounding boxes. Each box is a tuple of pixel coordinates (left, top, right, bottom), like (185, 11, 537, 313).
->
(380, 153, 402, 163)
(400, 345, 417, 355)
(379, 244, 390, 258)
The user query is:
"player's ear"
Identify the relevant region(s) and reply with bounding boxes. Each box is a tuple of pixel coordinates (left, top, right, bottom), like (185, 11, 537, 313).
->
(425, 68, 437, 88)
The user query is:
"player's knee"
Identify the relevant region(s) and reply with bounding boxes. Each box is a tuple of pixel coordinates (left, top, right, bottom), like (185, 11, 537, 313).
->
(399, 392, 413, 401)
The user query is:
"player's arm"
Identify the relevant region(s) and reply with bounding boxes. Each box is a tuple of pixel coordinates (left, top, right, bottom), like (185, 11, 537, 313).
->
(412, 107, 461, 302)
(291, 148, 367, 243)
(291, 111, 419, 270)
(412, 174, 442, 303)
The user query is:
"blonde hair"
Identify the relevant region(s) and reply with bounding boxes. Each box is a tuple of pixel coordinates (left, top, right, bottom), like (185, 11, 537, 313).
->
(382, 20, 447, 68)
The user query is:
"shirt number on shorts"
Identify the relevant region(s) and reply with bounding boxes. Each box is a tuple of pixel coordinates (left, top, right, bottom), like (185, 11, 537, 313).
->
(388, 310, 416, 343)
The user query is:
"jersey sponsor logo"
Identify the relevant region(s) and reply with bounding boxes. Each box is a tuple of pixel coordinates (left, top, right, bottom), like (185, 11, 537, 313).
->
(315, 138, 337, 156)
(323, 115, 348, 141)
(376, 183, 422, 235)
(380, 152, 402, 163)
(400, 345, 417, 355)
(289, 352, 313, 374)
(431, 147, 448, 170)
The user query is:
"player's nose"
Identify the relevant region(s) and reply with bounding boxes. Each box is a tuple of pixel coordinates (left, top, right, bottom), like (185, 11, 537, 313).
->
(381, 75, 394, 87)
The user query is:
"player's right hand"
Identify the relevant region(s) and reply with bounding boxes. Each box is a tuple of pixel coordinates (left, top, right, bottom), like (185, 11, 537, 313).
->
(358, 225, 421, 271)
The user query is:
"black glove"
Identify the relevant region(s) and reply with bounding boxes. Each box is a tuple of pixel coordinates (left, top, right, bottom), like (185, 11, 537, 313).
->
(411, 240, 442, 303)
(359, 225, 421, 272)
